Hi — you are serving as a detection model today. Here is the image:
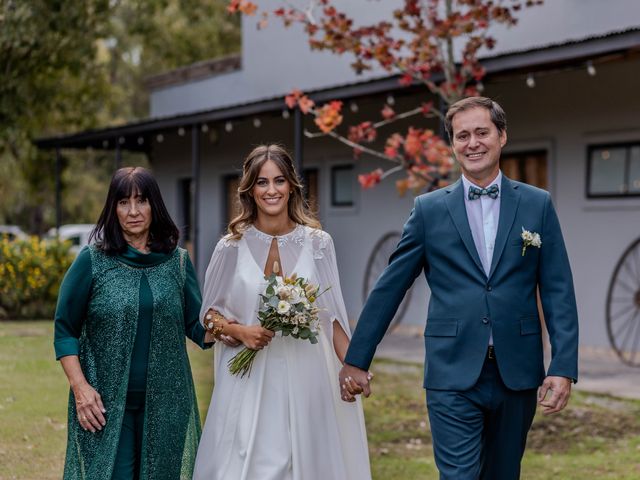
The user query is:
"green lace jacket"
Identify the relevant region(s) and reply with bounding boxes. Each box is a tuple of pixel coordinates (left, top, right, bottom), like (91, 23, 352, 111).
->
(58, 246, 207, 479)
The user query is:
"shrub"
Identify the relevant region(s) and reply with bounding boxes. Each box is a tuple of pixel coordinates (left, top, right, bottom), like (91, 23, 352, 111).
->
(0, 236, 74, 319)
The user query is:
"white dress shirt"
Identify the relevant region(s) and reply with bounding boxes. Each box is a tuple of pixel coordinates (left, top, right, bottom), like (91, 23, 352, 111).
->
(461, 171, 502, 344)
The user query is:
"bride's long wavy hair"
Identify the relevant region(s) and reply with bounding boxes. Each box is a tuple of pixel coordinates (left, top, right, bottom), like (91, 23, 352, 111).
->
(228, 144, 320, 239)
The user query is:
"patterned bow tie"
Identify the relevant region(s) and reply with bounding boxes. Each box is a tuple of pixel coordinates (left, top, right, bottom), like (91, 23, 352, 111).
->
(468, 184, 499, 200)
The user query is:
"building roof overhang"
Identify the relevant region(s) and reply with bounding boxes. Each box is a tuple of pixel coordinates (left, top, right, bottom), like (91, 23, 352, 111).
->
(34, 27, 640, 152)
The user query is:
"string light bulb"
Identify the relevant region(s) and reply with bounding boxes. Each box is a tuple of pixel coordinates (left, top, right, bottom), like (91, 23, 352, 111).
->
(253, 118, 262, 128)
(586, 61, 597, 77)
(156, 134, 164, 143)
(350, 101, 359, 113)
(526, 74, 536, 88)
(386, 94, 395, 106)
(282, 109, 291, 119)
(178, 127, 185, 136)
(225, 121, 233, 132)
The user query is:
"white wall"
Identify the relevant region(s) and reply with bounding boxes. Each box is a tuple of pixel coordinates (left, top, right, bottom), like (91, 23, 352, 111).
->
(150, 0, 640, 117)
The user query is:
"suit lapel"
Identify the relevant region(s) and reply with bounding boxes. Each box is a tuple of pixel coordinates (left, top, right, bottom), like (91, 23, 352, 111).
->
(488, 176, 521, 280)
(444, 180, 486, 276)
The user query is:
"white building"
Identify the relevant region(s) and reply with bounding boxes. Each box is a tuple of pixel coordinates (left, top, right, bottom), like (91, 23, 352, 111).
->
(38, 0, 640, 363)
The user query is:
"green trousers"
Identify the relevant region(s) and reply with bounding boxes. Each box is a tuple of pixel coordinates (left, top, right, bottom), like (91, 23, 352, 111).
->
(111, 392, 146, 480)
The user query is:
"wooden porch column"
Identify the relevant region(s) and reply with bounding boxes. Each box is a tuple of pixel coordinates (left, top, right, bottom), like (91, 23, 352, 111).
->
(294, 108, 304, 183)
(191, 124, 201, 272)
(55, 147, 62, 231)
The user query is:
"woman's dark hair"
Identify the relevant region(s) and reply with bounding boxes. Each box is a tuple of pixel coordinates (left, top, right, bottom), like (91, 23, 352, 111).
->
(91, 167, 179, 254)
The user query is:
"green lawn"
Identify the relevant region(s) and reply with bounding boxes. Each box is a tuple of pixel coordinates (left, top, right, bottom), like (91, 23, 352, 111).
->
(1, 321, 640, 479)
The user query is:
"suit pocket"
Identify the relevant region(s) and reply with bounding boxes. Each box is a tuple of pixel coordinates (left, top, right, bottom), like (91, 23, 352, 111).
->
(425, 318, 458, 337)
(520, 316, 541, 335)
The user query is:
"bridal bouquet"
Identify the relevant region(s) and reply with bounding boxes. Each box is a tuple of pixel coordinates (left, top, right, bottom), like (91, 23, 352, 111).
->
(228, 271, 329, 377)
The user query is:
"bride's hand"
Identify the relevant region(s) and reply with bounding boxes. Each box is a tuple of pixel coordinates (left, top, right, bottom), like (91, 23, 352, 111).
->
(236, 325, 275, 350)
(219, 319, 242, 347)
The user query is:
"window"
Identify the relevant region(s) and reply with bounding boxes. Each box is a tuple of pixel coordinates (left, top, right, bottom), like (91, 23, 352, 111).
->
(223, 174, 241, 227)
(500, 150, 547, 189)
(331, 165, 354, 207)
(587, 142, 640, 197)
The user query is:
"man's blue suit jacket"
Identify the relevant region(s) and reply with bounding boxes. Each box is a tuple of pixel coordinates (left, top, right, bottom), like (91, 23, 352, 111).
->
(345, 175, 579, 391)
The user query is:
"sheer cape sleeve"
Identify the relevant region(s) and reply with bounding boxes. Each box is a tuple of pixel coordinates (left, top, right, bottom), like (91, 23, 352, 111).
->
(199, 236, 240, 325)
(309, 230, 352, 342)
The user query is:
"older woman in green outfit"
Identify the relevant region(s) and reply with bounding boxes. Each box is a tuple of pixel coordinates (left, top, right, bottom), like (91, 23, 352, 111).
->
(53, 167, 231, 479)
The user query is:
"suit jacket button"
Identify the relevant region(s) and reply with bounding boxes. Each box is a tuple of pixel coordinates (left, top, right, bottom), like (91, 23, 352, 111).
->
(482, 317, 489, 324)
(486, 285, 492, 292)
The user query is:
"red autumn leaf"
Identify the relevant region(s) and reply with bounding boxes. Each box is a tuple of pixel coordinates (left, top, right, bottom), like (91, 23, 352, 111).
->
(381, 104, 396, 120)
(384, 133, 403, 158)
(358, 168, 384, 189)
(348, 122, 377, 146)
(396, 178, 409, 196)
(399, 73, 413, 86)
(421, 101, 433, 116)
(227, 0, 240, 13)
(298, 95, 315, 114)
(404, 128, 422, 158)
(239, 1, 258, 15)
(314, 101, 343, 133)
(324, 6, 337, 16)
(284, 89, 302, 109)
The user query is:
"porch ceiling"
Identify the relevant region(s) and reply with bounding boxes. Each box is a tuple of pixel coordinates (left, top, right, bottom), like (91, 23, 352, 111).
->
(34, 28, 640, 152)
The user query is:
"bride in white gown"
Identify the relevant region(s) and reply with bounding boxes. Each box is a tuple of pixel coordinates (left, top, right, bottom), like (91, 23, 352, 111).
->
(193, 145, 371, 480)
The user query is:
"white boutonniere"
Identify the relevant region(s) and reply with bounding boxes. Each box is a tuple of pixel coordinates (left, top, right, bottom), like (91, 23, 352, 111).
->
(521, 227, 541, 256)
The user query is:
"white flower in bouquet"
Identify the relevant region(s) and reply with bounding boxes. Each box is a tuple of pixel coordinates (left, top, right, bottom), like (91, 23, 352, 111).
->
(277, 300, 291, 315)
(276, 286, 289, 300)
(284, 285, 299, 304)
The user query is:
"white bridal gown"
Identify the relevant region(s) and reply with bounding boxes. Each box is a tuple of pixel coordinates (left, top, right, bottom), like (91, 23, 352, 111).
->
(193, 225, 371, 480)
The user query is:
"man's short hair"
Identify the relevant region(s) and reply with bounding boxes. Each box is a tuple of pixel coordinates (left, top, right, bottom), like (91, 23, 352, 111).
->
(444, 96, 507, 140)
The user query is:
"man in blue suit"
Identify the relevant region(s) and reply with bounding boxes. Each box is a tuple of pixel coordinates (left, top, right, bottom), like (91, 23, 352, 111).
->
(340, 96, 579, 479)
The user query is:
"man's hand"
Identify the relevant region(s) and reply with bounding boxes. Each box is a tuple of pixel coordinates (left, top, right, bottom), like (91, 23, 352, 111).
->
(538, 375, 572, 414)
(338, 363, 373, 402)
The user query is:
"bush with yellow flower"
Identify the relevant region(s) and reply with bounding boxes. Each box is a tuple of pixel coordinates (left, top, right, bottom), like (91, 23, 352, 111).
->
(0, 236, 74, 319)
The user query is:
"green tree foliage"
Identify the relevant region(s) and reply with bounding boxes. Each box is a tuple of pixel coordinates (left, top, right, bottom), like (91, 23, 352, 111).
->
(0, 0, 240, 232)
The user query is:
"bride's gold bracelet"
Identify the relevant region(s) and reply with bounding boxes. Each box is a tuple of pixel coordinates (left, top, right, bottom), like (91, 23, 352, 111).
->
(205, 310, 225, 338)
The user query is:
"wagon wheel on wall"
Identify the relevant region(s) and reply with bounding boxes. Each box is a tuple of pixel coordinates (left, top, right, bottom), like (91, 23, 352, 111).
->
(362, 232, 412, 331)
(606, 238, 640, 367)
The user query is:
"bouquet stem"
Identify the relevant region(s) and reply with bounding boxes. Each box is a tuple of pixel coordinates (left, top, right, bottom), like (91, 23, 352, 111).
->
(228, 348, 259, 378)
(227, 319, 277, 378)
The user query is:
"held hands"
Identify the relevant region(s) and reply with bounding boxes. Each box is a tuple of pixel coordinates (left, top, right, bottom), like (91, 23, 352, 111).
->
(338, 364, 373, 403)
(203, 309, 243, 348)
(218, 319, 242, 347)
(538, 375, 572, 414)
(73, 382, 106, 432)
(204, 308, 274, 350)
